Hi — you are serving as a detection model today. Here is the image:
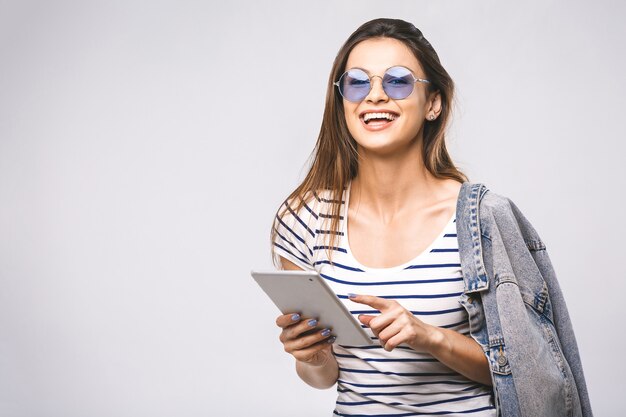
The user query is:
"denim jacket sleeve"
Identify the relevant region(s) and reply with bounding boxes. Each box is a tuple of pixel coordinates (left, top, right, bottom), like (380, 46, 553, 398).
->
(457, 182, 592, 417)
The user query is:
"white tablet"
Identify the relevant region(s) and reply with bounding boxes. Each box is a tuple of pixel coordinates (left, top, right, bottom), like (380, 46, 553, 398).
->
(251, 270, 373, 346)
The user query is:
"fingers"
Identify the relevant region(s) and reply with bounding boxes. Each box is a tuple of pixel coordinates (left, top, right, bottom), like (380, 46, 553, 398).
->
(348, 293, 393, 311)
(290, 338, 334, 364)
(359, 313, 400, 330)
(275, 313, 335, 357)
(281, 318, 331, 347)
(357, 304, 417, 352)
(276, 313, 302, 329)
(382, 328, 413, 351)
(377, 321, 406, 349)
(358, 314, 375, 326)
(357, 300, 403, 333)
(284, 328, 335, 355)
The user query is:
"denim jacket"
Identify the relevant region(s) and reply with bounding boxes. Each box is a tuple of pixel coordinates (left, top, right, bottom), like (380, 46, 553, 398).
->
(455, 182, 592, 417)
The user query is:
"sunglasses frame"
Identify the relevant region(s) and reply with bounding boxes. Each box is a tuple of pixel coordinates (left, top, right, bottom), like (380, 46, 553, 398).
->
(333, 66, 431, 103)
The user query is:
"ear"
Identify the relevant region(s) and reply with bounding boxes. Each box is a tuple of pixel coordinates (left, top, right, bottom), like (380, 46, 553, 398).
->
(426, 90, 442, 121)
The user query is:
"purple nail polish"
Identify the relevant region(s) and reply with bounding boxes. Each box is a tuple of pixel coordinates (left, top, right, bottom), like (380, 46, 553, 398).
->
(321, 329, 331, 337)
(308, 319, 318, 327)
(291, 313, 300, 321)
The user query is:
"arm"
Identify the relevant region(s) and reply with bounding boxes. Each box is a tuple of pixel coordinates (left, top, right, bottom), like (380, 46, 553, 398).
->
(426, 325, 492, 386)
(276, 257, 339, 389)
(295, 346, 339, 390)
(353, 294, 492, 386)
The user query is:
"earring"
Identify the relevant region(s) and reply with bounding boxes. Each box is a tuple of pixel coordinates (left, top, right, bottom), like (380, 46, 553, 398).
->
(428, 114, 436, 121)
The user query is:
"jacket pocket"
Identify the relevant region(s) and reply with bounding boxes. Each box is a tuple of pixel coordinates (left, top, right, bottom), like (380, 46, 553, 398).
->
(486, 337, 512, 375)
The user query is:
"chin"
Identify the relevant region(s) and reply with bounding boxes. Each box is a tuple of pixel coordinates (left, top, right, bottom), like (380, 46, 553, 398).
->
(355, 137, 417, 156)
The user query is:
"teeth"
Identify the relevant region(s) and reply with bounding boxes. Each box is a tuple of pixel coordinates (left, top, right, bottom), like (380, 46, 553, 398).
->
(363, 112, 397, 122)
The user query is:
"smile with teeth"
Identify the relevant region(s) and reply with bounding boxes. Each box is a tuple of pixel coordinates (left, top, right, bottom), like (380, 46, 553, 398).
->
(362, 112, 398, 124)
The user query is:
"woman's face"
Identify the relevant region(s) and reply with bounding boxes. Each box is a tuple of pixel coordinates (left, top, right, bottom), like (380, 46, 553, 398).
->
(342, 37, 439, 155)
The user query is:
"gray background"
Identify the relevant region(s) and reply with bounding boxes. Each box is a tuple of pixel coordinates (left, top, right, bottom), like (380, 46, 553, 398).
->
(0, 0, 622, 416)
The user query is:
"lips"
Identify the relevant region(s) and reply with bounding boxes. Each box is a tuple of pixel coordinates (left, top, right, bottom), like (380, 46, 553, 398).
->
(359, 110, 399, 131)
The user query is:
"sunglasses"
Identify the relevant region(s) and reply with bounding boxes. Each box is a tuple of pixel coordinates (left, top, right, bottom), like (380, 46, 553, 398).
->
(334, 66, 430, 103)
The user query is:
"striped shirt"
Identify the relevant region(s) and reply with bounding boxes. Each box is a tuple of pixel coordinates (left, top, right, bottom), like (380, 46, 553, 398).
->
(272, 184, 496, 417)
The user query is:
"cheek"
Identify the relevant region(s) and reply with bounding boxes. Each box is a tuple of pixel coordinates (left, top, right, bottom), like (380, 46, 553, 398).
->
(404, 115, 423, 135)
(343, 106, 361, 134)
(399, 103, 425, 134)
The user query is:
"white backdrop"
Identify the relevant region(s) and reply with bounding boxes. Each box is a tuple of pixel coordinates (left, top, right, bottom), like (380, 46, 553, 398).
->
(0, 1, 623, 416)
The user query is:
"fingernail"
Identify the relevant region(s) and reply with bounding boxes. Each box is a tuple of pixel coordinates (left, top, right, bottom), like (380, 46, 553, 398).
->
(321, 329, 331, 337)
(327, 336, 336, 344)
(348, 293, 358, 299)
(291, 313, 300, 322)
(307, 319, 318, 327)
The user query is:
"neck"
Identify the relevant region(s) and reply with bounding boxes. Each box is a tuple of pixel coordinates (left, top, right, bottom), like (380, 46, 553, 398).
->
(350, 140, 444, 221)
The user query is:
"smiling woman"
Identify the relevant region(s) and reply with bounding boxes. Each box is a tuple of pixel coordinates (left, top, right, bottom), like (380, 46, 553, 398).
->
(267, 18, 592, 417)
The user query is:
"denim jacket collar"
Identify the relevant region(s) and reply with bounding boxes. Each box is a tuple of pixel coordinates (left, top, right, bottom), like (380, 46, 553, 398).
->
(456, 182, 490, 293)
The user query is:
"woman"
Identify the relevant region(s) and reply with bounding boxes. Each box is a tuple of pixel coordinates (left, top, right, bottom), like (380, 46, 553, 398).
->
(270, 18, 592, 417)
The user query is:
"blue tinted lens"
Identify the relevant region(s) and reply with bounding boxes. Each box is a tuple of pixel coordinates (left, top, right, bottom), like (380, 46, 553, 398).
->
(382, 66, 415, 100)
(339, 68, 370, 102)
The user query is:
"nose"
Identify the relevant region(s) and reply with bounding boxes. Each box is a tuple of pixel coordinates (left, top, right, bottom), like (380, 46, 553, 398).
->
(365, 75, 388, 103)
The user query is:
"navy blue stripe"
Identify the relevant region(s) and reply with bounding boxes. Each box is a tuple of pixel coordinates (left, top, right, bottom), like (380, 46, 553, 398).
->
(334, 353, 437, 363)
(285, 202, 316, 238)
(337, 379, 473, 388)
(320, 273, 463, 286)
(336, 400, 378, 406)
(276, 230, 311, 260)
(443, 233, 457, 238)
(349, 307, 463, 316)
(302, 201, 319, 220)
(333, 405, 495, 416)
(337, 388, 427, 396)
(273, 243, 311, 267)
(440, 319, 469, 329)
(313, 190, 345, 204)
(314, 245, 348, 253)
(403, 263, 461, 270)
(339, 344, 414, 351)
(337, 387, 486, 399)
(315, 260, 364, 272)
(315, 229, 344, 235)
(319, 213, 345, 220)
(430, 248, 458, 253)
(407, 392, 493, 408)
(275, 215, 309, 249)
(337, 292, 462, 300)
(338, 320, 460, 333)
(339, 367, 455, 377)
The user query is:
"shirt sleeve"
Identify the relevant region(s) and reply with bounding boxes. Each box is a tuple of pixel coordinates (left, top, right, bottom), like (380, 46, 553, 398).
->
(272, 198, 317, 271)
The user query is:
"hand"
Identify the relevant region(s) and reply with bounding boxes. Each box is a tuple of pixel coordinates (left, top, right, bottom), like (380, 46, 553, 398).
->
(349, 294, 442, 353)
(275, 313, 336, 367)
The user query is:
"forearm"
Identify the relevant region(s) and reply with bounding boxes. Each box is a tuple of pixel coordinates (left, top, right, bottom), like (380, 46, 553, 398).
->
(426, 326, 492, 386)
(295, 355, 339, 389)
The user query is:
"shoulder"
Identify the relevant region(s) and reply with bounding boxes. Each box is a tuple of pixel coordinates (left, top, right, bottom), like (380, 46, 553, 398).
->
(272, 189, 336, 270)
(471, 186, 515, 229)
(479, 189, 514, 216)
(477, 186, 544, 247)
(273, 188, 340, 242)
(275, 189, 328, 226)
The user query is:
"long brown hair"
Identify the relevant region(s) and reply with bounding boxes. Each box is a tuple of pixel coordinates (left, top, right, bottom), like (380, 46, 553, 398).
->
(271, 18, 468, 267)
